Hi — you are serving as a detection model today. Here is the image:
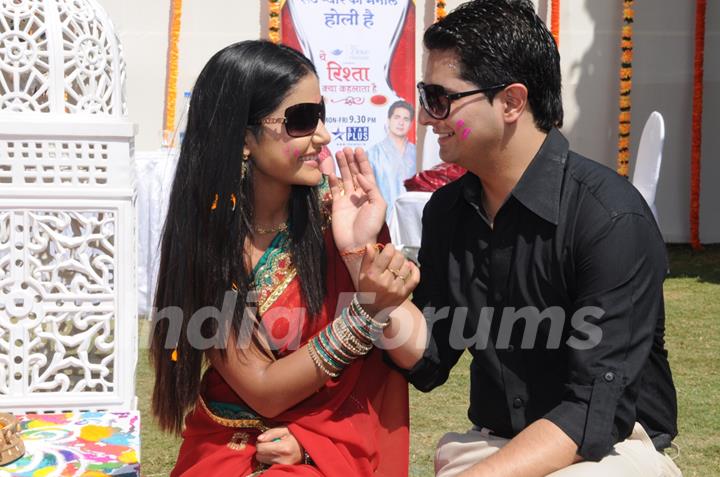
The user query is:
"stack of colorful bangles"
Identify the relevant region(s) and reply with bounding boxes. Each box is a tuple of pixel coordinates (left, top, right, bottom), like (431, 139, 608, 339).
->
(307, 295, 389, 377)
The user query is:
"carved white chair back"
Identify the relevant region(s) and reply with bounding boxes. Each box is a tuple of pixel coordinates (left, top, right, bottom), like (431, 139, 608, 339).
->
(0, 0, 137, 413)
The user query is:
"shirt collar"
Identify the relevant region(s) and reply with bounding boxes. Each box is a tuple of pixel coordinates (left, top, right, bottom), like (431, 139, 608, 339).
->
(453, 128, 568, 225)
(511, 128, 568, 225)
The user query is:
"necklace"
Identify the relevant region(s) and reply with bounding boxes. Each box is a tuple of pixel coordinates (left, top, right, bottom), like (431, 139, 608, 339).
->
(252, 222, 288, 235)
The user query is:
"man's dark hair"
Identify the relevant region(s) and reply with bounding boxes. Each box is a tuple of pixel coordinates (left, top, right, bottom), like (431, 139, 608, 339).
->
(388, 99, 414, 119)
(423, 0, 563, 131)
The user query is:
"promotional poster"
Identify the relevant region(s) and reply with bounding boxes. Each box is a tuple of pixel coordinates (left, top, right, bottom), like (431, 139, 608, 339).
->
(282, 0, 417, 214)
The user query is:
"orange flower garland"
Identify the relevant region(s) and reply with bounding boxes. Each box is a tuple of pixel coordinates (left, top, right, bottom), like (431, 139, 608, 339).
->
(269, 0, 282, 44)
(690, 0, 706, 250)
(616, 0, 634, 178)
(436, 1, 447, 21)
(162, 0, 183, 146)
(551, 0, 560, 47)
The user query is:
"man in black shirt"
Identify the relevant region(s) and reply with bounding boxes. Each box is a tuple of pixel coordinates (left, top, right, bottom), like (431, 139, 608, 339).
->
(383, 1, 681, 475)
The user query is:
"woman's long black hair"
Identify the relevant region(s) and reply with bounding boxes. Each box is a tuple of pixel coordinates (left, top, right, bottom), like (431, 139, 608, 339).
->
(150, 41, 327, 433)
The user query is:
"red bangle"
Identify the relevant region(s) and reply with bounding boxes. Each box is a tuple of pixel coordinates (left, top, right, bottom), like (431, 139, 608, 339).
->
(339, 243, 384, 258)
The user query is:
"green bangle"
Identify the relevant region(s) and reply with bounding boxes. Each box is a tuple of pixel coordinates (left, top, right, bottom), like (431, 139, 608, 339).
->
(314, 335, 345, 370)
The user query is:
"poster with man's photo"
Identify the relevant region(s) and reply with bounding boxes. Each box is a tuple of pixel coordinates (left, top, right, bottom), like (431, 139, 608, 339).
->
(281, 0, 416, 214)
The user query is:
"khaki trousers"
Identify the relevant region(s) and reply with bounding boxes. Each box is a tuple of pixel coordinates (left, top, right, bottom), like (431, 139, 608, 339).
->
(435, 423, 682, 477)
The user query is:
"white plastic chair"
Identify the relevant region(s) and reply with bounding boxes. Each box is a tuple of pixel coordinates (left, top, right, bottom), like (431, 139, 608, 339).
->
(631, 111, 665, 223)
(388, 191, 432, 262)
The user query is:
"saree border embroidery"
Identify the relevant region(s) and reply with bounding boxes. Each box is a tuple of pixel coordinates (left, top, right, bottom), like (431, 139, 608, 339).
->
(228, 431, 250, 451)
(254, 234, 297, 316)
(318, 174, 332, 230)
(253, 176, 330, 314)
(199, 400, 271, 474)
(258, 268, 297, 316)
(198, 397, 270, 432)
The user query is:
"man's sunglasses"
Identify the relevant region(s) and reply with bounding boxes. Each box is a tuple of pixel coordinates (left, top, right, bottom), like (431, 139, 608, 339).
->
(417, 82, 507, 120)
(252, 99, 326, 137)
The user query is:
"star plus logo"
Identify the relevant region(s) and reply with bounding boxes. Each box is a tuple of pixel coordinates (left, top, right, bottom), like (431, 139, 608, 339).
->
(332, 128, 345, 141)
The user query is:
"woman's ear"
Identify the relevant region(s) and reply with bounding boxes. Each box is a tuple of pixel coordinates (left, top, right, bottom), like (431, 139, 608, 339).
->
(244, 129, 257, 156)
(501, 83, 529, 124)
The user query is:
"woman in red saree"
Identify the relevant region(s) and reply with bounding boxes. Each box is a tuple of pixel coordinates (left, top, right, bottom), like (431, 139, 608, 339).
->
(150, 41, 417, 476)
(173, 219, 409, 476)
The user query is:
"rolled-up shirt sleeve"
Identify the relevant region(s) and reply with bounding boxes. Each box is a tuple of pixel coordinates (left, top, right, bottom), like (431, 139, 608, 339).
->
(390, 199, 465, 392)
(544, 212, 668, 461)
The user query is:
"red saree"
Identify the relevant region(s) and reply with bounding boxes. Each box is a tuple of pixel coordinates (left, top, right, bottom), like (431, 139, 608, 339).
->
(171, 213, 409, 476)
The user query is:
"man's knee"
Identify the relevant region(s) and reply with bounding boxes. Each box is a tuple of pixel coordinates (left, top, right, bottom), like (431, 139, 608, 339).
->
(434, 428, 507, 477)
(547, 424, 682, 477)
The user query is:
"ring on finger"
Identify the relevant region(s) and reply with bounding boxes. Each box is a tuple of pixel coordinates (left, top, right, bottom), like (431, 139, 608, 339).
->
(388, 267, 402, 278)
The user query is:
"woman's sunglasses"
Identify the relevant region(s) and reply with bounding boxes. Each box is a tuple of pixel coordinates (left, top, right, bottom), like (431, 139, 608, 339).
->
(252, 99, 326, 137)
(417, 82, 507, 120)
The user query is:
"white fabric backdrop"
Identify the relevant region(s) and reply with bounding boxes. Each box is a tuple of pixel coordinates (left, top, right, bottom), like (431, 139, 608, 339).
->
(135, 150, 179, 316)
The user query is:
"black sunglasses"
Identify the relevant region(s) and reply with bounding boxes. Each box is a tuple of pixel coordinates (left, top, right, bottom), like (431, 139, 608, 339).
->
(252, 99, 326, 137)
(417, 82, 507, 120)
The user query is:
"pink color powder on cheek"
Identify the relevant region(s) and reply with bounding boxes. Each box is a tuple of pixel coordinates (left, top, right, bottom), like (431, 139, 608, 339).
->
(455, 119, 465, 130)
(461, 128, 472, 140)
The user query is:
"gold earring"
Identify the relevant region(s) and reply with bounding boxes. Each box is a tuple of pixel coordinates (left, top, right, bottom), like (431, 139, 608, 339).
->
(241, 153, 249, 180)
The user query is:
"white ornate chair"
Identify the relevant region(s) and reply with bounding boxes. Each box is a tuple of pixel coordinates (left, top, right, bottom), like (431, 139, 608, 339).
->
(631, 111, 665, 224)
(0, 0, 139, 472)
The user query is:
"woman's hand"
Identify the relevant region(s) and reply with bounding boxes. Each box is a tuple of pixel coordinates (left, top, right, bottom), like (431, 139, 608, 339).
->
(329, 147, 386, 254)
(357, 243, 420, 316)
(256, 427, 304, 466)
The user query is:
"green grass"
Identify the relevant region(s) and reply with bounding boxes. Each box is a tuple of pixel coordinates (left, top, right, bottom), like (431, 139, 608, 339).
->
(138, 245, 720, 476)
(662, 245, 720, 476)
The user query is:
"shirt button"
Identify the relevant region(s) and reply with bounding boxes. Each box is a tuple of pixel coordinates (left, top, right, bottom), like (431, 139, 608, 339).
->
(604, 372, 615, 382)
(493, 291, 503, 302)
(512, 397, 524, 409)
(506, 344, 515, 352)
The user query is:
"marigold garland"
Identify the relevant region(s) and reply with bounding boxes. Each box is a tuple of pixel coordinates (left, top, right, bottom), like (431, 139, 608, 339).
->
(690, 0, 706, 250)
(436, 1, 447, 21)
(551, 0, 560, 47)
(162, 0, 183, 145)
(269, 0, 282, 44)
(616, 0, 634, 178)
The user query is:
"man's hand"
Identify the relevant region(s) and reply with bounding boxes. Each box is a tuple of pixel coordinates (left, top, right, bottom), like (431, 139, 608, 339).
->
(255, 427, 304, 466)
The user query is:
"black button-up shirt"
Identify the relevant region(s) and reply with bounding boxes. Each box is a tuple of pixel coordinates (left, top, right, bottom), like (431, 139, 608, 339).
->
(405, 129, 678, 461)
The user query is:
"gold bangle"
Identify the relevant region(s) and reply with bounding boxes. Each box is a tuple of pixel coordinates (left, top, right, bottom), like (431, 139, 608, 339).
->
(307, 342, 339, 378)
(351, 296, 389, 330)
(334, 318, 372, 355)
